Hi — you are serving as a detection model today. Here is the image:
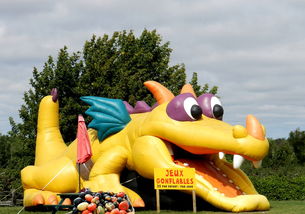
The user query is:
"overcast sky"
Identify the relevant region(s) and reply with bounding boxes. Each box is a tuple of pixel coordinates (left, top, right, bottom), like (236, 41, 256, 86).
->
(1, 0, 305, 139)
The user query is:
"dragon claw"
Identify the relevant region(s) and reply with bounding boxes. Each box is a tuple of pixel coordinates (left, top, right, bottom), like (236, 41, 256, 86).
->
(32, 194, 44, 206)
(46, 195, 58, 205)
(132, 198, 145, 207)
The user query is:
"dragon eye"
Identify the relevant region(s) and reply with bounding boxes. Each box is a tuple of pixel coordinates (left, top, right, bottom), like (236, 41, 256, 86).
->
(211, 96, 224, 120)
(198, 93, 224, 120)
(184, 97, 202, 120)
(166, 93, 203, 121)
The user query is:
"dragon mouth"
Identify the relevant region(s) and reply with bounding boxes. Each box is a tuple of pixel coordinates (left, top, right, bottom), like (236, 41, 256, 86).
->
(167, 142, 258, 198)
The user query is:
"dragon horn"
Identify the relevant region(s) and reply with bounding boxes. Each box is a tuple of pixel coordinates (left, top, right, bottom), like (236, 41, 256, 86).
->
(180, 84, 197, 97)
(144, 81, 174, 104)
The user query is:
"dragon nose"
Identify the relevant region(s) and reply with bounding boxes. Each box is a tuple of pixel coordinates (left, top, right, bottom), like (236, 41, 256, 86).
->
(246, 114, 265, 140)
(233, 125, 248, 138)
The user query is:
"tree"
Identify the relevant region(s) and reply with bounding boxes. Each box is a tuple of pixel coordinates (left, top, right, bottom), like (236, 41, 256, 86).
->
(10, 29, 217, 167)
(263, 138, 297, 167)
(287, 128, 305, 164)
(16, 48, 83, 146)
(79, 30, 186, 104)
(189, 72, 218, 95)
(0, 134, 10, 167)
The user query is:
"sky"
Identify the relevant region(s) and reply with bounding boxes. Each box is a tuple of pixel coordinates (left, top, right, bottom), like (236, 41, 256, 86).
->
(1, 0, 305, 139)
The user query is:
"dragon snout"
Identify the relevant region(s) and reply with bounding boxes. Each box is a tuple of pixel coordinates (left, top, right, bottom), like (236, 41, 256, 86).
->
(233, 115, 265, 140)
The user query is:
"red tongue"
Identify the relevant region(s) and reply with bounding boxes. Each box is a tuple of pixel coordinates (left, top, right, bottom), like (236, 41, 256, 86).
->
(175, 159, 243, 197)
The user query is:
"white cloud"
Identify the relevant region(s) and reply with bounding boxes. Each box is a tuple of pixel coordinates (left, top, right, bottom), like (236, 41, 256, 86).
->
(0, 0, 305, 138)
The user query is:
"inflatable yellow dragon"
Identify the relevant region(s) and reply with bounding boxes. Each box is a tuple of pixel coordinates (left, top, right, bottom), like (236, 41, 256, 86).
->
(21, 81, 270, 212)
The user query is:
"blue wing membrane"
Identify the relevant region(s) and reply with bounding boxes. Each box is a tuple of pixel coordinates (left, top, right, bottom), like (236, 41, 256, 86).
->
(80, 96, 131, 141)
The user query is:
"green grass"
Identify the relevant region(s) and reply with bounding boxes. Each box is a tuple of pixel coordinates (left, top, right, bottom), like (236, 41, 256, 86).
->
(1, 201, 304, 214)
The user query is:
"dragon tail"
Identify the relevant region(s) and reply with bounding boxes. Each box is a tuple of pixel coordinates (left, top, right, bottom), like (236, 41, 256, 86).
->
(34, 89, 67, 166)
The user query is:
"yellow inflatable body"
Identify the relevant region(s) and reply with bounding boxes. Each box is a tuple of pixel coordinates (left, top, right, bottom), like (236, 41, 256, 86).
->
(21, 81, 270, 212)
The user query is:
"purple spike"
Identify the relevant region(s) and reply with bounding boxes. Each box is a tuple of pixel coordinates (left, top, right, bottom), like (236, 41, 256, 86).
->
(123, 101, 135, 114)
(151, 102, 159, 110)
(133, 101, 152, 113)
(51, 88, 58, 102)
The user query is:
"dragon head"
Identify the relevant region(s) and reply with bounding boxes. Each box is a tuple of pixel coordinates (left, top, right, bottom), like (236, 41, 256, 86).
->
(139, 81, 269, 211)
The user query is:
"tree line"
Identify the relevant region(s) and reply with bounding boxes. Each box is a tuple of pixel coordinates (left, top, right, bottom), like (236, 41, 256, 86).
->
(0, 29, 304, 201)
(0, 29, 216, 194)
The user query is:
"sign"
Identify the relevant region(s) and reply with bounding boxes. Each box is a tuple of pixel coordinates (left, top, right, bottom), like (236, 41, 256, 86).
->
(154, 168, 196, 190)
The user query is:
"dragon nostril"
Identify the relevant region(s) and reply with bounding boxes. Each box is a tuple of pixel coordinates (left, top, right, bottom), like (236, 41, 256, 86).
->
(233, 125, 248, 138)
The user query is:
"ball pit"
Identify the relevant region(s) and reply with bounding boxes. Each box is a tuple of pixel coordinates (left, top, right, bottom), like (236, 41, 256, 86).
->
(72, 189, 134, 214)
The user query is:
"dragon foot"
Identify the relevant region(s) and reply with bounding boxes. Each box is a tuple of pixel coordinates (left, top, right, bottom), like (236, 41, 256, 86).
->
(21, 157, 78, 193)
(23, 189, 71, 206)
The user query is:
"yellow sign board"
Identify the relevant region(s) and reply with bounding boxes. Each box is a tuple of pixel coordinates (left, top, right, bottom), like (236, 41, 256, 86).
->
(154, 168, 196, 190)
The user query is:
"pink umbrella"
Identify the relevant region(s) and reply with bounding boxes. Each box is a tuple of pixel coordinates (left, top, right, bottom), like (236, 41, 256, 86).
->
(77, 114, 92, 164)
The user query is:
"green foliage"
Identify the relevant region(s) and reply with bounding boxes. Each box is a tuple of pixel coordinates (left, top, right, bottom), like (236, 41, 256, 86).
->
(189, 72, 218, 95)
(17, 49, 83, 144)
(79, 30, 186, 105)
(8, 29, 189, 155)
(249, 172, 305, 200)
(263, 138, 297, 167)
(0, 168, 21, 192)
(240, 138, 303, 200)
(1, 29, 219, 197)
(287, 128, 305, 164)
(4, 29, 217, 175)
(0, 134, 10, 167)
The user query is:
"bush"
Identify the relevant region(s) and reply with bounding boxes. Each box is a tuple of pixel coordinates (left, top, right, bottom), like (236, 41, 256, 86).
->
(250, 174, 305, 200)
(263, 138, 297, 167)
(0, 168, 22, 193)
(287, 128, 305, 164)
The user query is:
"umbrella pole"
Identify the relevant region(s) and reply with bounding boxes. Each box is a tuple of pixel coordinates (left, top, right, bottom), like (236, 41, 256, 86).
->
(78, 163, 81, 192)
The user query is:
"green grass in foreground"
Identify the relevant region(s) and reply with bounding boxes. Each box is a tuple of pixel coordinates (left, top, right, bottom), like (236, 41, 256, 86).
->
(2, 201, 305, 214)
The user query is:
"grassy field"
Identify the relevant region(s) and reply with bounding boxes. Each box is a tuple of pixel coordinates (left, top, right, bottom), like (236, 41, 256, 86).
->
(1, 201, 304, 214)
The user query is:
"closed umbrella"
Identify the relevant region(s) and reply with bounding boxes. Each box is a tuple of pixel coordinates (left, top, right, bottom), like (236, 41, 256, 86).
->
(77, 114, 92, 190)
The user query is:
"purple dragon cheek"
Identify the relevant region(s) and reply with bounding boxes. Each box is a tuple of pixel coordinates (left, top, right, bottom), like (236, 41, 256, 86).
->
(197, 93, 214, 118)
(166, 93, 196, 121)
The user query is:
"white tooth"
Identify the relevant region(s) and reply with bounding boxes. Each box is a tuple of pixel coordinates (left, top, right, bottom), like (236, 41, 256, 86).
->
(253, 160, 262, 168)
(219, 152, 225, 159)
(233, 155, 244, 169)
(183, 162, 189, 166)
